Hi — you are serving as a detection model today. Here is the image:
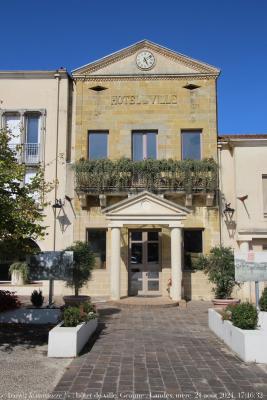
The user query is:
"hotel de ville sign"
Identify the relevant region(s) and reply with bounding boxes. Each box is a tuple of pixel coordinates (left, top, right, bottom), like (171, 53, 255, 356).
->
(111, 94, 178, 105)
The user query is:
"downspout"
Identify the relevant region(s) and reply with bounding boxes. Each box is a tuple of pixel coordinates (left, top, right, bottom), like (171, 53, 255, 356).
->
(215, 77, 222, 246)
(53, 71, 61, 251)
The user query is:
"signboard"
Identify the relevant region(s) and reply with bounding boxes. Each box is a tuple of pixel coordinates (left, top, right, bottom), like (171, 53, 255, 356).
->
(28, 251, 73, 281)
(235, 251, 267, 282)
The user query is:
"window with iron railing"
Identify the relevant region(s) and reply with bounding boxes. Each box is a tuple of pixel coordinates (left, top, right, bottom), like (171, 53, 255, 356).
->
(4, 112, 41, 164)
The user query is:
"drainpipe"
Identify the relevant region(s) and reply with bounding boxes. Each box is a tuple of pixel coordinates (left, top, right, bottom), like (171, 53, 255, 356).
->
(53, 71, 61, 252)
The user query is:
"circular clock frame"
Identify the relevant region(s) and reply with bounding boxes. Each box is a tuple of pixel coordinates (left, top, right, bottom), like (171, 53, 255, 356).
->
(136, 51, 156, 70)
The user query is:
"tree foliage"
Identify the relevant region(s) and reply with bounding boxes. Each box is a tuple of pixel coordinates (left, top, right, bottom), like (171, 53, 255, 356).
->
(64, 241, 95, 296)
(0, 128, 52, 257)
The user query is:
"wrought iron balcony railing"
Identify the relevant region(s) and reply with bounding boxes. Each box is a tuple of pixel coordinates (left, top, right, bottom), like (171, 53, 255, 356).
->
(74, 158, 218, 195)
(9, 143, 40, 164)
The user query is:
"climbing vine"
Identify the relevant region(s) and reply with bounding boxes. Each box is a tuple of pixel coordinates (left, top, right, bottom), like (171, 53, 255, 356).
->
(74, 158, 218, 194)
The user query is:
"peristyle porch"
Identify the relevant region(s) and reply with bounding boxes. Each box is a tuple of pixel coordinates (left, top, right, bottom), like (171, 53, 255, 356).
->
(103, 191, 190, 301)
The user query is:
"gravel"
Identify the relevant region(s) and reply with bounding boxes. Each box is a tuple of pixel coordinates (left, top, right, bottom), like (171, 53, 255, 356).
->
(0, 324, 71, 398)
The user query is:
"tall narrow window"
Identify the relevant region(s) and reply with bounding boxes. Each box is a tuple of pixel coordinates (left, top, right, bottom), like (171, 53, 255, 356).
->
(87, 229, 107, 269)
(25, 114, 40, 163)
(132, 131, 157, 161)
(5, 113, 21, 148)
(181, 130, 201, 160)
(88, 131, 108, 160)
(262, 175, 267, 216)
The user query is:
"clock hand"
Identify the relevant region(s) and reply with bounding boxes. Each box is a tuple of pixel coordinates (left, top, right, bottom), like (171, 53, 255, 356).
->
(143, 57, 148, 65)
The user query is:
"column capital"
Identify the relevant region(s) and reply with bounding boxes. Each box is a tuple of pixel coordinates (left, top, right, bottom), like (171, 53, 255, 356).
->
(108, 222, 123, 228)
(169, 223, 183, 228)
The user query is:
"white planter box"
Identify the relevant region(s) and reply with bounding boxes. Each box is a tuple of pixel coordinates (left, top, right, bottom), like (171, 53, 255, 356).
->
(48, 318, 98, 358)
(0, 308, 61, 324)
(209, 309, 267, 363)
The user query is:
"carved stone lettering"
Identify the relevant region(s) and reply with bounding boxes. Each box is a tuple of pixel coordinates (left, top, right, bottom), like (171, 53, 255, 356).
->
(110, 94, 178, 105)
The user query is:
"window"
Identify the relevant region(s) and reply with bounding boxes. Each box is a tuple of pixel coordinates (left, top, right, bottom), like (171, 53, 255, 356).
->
(25, 114, 40, 144)
(86, 229, 107, 269)
(132, 131, 157, 161)
(183, 229, 203, 270)
(181, 130, 201, 160)
(88, 131, 108, 160)
(4, 111, 41, 164)
(262, 175, 267, 216)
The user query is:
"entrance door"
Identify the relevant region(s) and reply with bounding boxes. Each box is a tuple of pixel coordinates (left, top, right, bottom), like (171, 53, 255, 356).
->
(129, 230, 161, 296)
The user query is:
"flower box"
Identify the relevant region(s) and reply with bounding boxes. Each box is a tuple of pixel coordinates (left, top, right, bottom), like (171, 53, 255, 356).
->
(208, 308, 267, 363)
(0, 307, 61, 324)
(47, 318, 98, 358)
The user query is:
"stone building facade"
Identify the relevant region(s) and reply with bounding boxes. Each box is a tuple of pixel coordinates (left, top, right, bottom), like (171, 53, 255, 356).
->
(71, 40, 221, 300)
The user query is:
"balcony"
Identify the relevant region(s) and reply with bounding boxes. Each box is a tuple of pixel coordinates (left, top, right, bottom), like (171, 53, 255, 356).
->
(74, 158, 218, 203)
(9, 143, 40, 164)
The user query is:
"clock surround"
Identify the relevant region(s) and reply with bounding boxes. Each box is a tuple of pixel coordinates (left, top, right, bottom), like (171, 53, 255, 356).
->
(136, 50, 156, 70)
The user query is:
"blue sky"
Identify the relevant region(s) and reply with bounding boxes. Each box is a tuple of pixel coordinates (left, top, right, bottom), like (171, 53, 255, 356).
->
(1, 0, 266, 134)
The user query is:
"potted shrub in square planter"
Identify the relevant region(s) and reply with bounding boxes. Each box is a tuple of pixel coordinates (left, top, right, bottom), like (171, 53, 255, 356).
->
(195, 246, 240, 307)
(48, 301, 98, 357)
(9, 261, 29, 285)
(62, 241, 95, 307)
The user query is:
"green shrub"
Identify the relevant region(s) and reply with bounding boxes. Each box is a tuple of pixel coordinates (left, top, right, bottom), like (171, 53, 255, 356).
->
(194, 246, 236, 299)
(63, 303, 97, 327)
(64, 241, 95, 297)
(259, 287, 267, 312)
(231, 302, 258, 330)
(30, 289, 44, 307)
(0, 290, 21, 312)
(9, 261, 29, 282)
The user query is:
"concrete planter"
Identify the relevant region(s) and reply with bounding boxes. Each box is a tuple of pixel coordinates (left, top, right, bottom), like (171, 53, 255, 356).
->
(11, 270, 25, 285)
(0, 307, 61, 324)
(63, 295, 91, 307)
(48, 318, 98, 358)
(209, 308, 267, 363)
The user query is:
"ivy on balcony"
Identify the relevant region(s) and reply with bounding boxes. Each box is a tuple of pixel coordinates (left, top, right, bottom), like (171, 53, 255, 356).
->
(74, 158, 218, 194)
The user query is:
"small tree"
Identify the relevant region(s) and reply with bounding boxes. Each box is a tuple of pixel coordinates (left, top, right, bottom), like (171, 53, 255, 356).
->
(65, 241, 95, 297)
(195, 246, 236, 299)
(0, 128, 53, 258)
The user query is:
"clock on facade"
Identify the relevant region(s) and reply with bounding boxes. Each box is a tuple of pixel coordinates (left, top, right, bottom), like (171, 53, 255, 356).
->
(136, 51, 156, 70)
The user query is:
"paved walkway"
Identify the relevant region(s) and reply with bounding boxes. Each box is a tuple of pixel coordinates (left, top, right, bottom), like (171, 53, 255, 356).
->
(53, 301, 267, 399)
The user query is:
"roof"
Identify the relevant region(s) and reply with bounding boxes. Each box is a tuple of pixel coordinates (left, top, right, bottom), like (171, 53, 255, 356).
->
(72, 39, 220, 77)
(0, 69, 70, 79)
(219, 134, 267, 140)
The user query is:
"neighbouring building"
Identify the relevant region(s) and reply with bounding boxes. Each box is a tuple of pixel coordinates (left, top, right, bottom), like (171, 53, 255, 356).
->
(219, 134, 267, 301)
(0, 69, 74, 280)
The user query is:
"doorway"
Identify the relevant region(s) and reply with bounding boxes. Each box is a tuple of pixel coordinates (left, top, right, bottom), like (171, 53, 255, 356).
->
(128, 230, 161, 296)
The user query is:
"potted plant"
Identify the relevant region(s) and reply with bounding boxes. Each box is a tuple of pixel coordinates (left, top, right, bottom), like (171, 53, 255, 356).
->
(63, 241, 95, 306)
(30, 289, 44, 308)
(9, 261, 29, 285)
(48, 301, 98, 357)
(195, 246, 240, 307)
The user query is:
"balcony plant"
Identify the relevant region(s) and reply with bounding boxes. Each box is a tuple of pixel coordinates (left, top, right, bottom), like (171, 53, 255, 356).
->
(195, 246, 240, 307)
(259, 287, 267, 312)
(63, 241, 95, 306)
(74, 157, 218, 194)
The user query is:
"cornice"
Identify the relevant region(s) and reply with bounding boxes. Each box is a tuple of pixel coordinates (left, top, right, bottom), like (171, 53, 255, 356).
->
(72, 40, 220, 77)
(0, 70, 70, 79)
(73, 74, 217, 82)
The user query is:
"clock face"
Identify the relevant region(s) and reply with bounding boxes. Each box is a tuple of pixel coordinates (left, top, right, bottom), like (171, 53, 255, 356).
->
(136, 51, 156, 70)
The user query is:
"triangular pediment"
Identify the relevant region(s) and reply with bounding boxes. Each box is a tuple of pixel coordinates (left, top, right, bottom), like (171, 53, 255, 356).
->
(103, 191, 190, 221)
(72, 40, 220, 78)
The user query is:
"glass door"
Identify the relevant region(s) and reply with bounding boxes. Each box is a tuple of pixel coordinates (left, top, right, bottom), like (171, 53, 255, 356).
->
(129, 230, 161, 296)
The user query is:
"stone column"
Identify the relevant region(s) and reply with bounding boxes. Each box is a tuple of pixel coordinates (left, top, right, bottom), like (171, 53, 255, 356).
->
(240, 241, 249, 252)
(170, 226, 182, 301)
(110, 227, 121, 300)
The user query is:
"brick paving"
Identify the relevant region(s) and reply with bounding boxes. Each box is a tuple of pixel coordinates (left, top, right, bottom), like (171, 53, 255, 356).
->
(53, 301, 267, 399)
